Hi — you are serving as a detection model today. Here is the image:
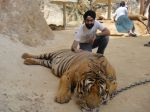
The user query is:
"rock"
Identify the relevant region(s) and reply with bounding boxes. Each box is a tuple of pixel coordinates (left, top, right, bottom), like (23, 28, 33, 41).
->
(0, 0, 54, 46)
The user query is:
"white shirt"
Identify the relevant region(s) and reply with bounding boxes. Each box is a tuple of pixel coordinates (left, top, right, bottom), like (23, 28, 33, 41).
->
(114, 6, 128, 21)
(74, 20, 105, 43)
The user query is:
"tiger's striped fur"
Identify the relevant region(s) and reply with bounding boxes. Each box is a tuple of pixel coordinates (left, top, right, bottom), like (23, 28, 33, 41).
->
(22, 49, 117, 110)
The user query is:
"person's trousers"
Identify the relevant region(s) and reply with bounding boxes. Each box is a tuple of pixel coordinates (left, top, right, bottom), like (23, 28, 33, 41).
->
(79, 35, 109, 54)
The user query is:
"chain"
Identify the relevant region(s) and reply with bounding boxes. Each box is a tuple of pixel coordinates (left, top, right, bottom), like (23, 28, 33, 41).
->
(114, 79, 150, 96)
(81, 78, 150, 112)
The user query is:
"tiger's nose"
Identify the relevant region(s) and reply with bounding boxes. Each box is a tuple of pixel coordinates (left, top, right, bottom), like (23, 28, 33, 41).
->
(86, 98, 100, 109)
(77, 91, 83, 98)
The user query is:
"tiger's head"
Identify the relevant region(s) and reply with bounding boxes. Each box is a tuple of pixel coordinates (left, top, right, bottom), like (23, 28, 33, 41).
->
(74, 57, 117, 111)
(75, 71, 108, 111)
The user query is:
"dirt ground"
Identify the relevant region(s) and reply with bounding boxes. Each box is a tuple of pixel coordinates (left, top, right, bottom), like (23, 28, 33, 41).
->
(0, 27, 150, 112)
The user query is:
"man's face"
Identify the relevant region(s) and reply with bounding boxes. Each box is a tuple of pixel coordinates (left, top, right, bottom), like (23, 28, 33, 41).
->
(84, 16, 95, 29)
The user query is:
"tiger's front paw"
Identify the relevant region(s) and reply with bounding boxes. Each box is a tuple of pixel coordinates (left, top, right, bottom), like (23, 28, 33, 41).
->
(55, 92, 71, 104)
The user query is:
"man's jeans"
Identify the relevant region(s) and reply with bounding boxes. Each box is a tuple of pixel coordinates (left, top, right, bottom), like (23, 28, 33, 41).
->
(79, 35, 109, 54)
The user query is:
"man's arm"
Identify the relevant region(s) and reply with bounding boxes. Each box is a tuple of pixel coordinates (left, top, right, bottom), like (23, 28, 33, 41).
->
(97, 28, 110, 36)
(71, 40, 82, 53)
(71, 40, 78, 51)
(113, 15, 116, 22)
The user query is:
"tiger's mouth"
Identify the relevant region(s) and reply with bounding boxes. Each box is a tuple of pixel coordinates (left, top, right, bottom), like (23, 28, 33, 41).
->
(76, 99, 100, 112)
(75, 93, 101, 111)
(81, 107, 99, 112)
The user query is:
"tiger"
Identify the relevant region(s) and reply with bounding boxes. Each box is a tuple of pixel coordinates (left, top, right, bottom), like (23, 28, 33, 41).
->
(22, 49, 117, 111)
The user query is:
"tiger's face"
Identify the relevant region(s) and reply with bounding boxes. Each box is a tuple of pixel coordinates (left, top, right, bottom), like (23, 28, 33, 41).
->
(75, 72, 108, 110)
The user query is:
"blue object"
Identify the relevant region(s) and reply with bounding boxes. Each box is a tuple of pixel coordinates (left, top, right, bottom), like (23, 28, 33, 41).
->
(115, 15, 133, 33)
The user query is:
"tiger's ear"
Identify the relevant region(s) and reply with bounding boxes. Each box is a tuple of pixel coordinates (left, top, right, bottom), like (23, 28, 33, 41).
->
(75, 72, 85, 82)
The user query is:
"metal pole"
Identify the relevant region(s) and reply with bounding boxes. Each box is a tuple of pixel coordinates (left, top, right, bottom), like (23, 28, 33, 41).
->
(88, 0, 92, 10)
(107, 0, 111, 19)
(63, 2, 66, 29)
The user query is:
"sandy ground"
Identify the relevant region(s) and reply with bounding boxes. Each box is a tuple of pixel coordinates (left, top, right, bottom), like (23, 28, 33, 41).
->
(0, 28, 150, 112)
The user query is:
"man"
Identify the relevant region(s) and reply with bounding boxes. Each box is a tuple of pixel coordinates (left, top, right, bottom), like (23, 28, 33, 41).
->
(71, 10, 110, 54)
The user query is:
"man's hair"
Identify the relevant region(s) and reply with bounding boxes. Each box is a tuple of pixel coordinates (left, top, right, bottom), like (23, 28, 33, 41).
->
(83, 10, 96, 20)
(120, 1, 125, 7)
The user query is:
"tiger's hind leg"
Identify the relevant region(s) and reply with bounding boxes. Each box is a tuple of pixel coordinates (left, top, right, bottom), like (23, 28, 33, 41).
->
(22, 52, 53, 68)
(22, 52, 53, 60)
(22, 53, 33, 59)
(24, 58, 40, 65)
(23, 58, 52, 68)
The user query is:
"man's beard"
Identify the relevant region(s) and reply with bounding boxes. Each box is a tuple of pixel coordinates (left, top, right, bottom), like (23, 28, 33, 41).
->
(85, 24, 94, 29)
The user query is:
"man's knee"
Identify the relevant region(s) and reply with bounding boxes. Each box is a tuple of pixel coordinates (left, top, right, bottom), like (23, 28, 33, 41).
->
(79, 43, 92, 52)
(96, 36, 109, 54)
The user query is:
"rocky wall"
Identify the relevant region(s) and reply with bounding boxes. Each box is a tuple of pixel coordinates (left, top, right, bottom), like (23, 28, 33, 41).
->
(0, 0, 54, 46)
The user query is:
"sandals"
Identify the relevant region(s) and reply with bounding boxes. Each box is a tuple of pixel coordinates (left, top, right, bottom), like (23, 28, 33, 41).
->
(128, 32, 137, 37)
(144, 42, 150, 47)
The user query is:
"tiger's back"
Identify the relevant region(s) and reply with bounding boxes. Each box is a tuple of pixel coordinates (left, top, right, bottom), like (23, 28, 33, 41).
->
(50, 49, 98, 77)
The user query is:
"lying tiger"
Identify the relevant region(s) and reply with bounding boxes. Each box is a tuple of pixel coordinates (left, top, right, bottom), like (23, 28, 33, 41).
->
(22, 49, 117, 111)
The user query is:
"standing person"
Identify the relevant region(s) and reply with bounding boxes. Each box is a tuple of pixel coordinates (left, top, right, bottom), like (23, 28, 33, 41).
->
(71, 10, 110, 54)
(113, 1, 136, 37)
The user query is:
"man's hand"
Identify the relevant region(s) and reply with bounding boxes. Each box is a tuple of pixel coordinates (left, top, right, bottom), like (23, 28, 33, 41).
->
(71, 40, 83, 53)
(74, 49, 83, 53)
(71, 40, 79, 51)
(97, 28, 110, 36)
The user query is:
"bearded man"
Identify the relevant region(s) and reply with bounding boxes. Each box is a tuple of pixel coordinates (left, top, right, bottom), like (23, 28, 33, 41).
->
(71, 10, 110, 54)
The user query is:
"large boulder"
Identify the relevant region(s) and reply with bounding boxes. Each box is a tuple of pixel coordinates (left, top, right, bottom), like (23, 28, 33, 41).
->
(0, 0, 54, 46)
(40, 0, 64, 26)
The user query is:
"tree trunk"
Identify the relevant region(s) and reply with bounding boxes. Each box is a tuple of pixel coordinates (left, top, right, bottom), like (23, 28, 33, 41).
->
(148, 5, 150, 29)
(107, 0, 111, 19)
(143, 0, 150, 15)
(140, 0, 145, 15)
